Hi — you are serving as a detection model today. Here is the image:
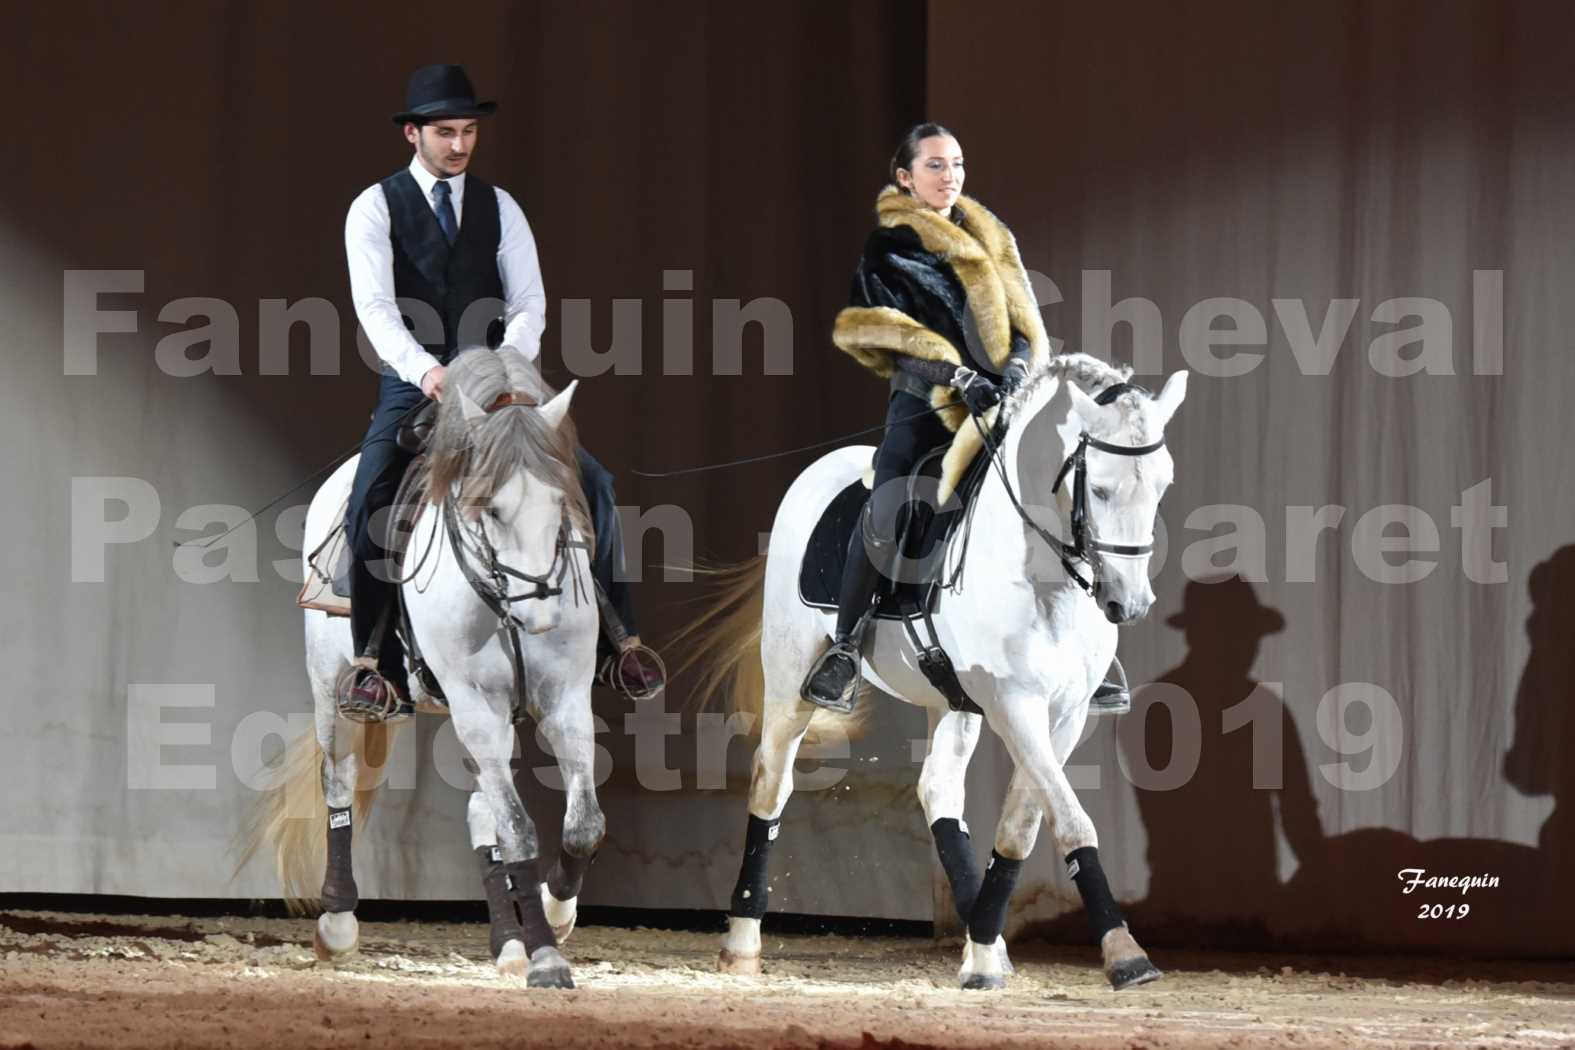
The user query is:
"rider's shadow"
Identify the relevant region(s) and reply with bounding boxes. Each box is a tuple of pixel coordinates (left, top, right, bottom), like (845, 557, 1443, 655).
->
(1501, 545, 1575, 892)
(1120, 557, 1575, 957)
(1119, 576, 1326, 946)
(1272, 546, 1575, 955)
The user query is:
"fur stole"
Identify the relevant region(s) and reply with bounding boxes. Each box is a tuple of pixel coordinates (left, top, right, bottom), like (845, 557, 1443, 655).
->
(833, 186, 1049, 431)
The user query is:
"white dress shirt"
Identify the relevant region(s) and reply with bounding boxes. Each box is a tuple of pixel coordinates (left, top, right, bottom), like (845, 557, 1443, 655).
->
(345, 155, 547, 387)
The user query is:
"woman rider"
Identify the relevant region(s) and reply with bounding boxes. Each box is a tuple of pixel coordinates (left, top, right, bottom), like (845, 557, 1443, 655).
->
(800, 123, 1043, 711)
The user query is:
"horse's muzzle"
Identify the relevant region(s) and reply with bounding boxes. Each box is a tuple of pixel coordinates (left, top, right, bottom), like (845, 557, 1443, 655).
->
(1104, 600, 1151, 625)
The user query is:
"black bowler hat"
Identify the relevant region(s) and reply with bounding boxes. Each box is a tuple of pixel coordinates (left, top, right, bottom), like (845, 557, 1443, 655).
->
(1165, 576, 1286, 637)
(392, 64, 497, 125)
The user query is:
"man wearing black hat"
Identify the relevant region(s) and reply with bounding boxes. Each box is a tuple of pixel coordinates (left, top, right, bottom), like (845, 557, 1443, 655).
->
(342, 64, 660, 717)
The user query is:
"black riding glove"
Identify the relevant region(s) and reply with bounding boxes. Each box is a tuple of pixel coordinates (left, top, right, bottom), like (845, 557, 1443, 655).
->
(952, 367, 1002, 415)
(1000, 355, 1032, 394)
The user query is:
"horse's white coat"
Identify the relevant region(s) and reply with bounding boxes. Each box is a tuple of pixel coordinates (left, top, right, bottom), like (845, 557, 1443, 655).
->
(298, 383, 603, 983)
(728, 362, 1187, 988)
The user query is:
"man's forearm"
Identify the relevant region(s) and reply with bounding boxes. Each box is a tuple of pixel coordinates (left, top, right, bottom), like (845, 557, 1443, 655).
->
(354, 295, 442, 387)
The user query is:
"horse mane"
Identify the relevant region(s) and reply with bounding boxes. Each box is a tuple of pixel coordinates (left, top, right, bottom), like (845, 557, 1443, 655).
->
(1010, 351, 1161, 443)
(415, 347, 591, 534)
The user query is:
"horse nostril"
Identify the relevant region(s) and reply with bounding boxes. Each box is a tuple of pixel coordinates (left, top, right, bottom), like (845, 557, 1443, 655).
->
(1104, 601, 1122, 623)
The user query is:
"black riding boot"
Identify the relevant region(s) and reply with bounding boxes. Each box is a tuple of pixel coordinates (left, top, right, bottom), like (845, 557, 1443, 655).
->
(801, 503, 893, 712)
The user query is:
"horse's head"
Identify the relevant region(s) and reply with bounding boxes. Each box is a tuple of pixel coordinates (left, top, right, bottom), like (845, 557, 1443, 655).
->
(1010, 356, 1187, 623)
(1060, 370, 1187, 623)
(476, 382, 579, 634)
(426, 348, 590, 636)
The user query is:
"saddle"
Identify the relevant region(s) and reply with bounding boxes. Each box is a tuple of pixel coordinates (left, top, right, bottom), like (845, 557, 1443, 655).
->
(798, 432, 999, 715)
(296, 404, 436, 619)
(798, 440, 995, 618)
(298, 400, 661, 706)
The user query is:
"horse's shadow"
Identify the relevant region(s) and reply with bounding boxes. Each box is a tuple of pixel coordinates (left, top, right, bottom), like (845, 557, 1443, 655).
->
(1109, 563, 1572, 958)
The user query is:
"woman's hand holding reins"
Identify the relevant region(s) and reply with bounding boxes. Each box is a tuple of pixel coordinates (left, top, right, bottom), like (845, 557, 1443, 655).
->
(952, 366, 1003, 415)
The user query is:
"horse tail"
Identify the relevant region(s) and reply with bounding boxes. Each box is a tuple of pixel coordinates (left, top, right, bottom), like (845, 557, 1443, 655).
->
(672, 555, 873, 748)
(235, 719, 393, 913)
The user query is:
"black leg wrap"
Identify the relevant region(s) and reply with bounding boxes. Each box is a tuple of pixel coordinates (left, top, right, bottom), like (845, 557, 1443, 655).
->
(966, 851, 1023, 945)
(930, 818, 982, 925)
(1066, 846, 1125, 942)
(546, 848, 596, 903)
(479, 849, 557, 957)
(478, 847, 524, 959)
(320, 807, 358, 913)
(728, 815, 780, 920)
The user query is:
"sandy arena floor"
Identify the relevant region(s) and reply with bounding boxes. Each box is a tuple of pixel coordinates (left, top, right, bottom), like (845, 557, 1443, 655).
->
(0, 909, 1571, 1049)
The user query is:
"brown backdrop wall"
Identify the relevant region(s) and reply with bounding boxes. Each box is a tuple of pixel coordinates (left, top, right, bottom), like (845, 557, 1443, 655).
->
(3, 0, 1571, 957)
(931, 0, 1573, 956)
(0, 0, 937, 919)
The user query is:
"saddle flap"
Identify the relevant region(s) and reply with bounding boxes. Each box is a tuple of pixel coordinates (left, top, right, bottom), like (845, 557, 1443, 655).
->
(297, 494, 353, 617)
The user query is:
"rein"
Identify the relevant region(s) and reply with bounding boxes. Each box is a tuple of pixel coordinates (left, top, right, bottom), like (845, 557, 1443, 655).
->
(968, 381, 1164, 598)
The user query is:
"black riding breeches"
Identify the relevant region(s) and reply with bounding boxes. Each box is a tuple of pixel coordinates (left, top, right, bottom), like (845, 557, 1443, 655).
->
(867, 388, 953, 543)
(346, 373, 424, 681)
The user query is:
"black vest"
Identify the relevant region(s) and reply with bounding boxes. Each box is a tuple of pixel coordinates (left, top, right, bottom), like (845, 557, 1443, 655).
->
(379, 169, 505, 365)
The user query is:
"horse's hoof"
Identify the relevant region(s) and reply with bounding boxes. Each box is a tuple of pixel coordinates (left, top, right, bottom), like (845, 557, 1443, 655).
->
(1101, 925, 1162, 990)
(718, 947, 761, 975)
(526, 945, 575, 989)
(961, 972, 1007, 991)
(541, 884, 577, 944)
(496, 938, 529, 976)
(312, 911, 358, 961)
(1108, 956, 1163, 990)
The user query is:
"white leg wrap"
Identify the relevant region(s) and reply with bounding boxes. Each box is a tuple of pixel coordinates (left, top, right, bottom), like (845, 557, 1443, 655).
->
(541, 883, 578, 943)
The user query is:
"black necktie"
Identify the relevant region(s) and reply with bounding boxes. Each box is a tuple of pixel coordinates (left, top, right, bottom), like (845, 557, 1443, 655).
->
(432, 180, 458, 245)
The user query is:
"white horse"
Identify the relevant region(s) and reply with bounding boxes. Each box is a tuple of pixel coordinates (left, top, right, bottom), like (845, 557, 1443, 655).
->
(243, 347, 604, 989)
(685, 353, 1187, 990)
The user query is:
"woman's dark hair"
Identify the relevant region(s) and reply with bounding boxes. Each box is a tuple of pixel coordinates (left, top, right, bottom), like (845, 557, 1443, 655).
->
(890, 122, 956, 188)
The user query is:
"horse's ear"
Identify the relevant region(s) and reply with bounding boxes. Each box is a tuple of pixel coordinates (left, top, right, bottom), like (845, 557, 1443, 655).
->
(1067, 381, 1104, 426)
(1153, 370, 1189, 427)
(538, 380, 578, 430)
(458, 387, 487, 424)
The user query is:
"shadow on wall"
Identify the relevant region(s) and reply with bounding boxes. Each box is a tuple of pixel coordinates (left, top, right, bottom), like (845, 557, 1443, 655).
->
(1023, 567, 1572, 958)
(1120, 577, 1323, 948)
(1274, 548, 1571, 958)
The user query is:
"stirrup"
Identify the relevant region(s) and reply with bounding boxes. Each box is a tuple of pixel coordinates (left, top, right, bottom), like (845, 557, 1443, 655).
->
(335, 658, 414, 724)
(800, 640, 860, 714)
(597, 643, 668, 701)
(1089, 657, 1131, 716)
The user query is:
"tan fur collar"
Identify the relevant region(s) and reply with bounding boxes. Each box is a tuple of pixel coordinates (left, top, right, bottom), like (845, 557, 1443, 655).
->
(831, 188, 1051, 497)
(874, 186, 1049, 368)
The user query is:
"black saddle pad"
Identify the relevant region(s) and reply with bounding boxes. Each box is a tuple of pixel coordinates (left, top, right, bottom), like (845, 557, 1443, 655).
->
(798, 449, 974, 619)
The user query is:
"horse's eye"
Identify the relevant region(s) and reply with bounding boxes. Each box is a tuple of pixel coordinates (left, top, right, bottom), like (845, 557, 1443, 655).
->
(1092, 486, 1111, 502)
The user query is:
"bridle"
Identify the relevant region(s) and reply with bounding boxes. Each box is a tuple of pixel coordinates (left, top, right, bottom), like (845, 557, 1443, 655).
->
(442, 497, 584, 618)
(976, 380, 1165, 597)
(441, 391, 591, 719)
